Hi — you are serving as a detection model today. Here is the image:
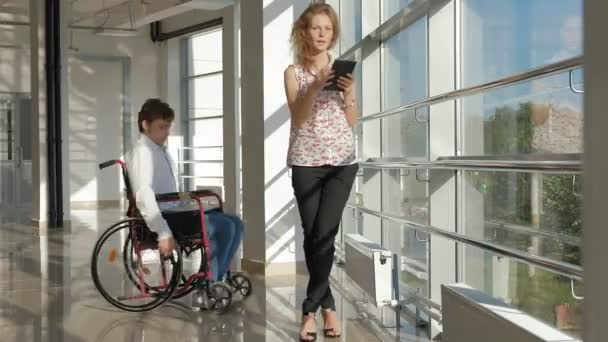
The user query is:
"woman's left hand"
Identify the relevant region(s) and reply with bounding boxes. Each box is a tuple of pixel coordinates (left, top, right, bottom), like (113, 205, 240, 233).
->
(337, 73, 356, 95)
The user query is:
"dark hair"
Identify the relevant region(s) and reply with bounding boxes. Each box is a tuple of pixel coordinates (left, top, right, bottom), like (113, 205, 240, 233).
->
(138, 98, 175, 133)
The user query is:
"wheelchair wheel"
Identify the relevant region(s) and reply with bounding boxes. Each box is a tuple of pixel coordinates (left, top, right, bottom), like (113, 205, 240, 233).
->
(91, 218, 182, 312)
(207, 282, 233, 314)
(228, 273, 253, 299)
(171, 241, 206, 299)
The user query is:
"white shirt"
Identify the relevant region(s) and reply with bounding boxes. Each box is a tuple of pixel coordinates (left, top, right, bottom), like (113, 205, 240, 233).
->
(126, 135, 178, 240)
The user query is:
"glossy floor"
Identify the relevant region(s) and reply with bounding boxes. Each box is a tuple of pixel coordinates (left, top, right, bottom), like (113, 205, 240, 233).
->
(0, 207, 432, 342)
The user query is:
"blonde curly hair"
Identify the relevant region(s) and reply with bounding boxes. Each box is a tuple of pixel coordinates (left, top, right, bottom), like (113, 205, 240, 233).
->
(290, 3, 340, 68)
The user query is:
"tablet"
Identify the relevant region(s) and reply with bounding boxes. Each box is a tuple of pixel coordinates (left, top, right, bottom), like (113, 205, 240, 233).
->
(323, 59, 357, 91)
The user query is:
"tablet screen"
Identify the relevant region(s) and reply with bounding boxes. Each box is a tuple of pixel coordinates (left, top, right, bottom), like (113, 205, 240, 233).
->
(324, 60, 357, 91)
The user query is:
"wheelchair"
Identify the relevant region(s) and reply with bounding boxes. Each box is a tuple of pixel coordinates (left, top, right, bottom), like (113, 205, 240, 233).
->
(91, 160, 252, 313)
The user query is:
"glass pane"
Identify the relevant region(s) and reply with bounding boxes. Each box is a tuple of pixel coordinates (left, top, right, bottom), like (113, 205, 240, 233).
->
(188, 28, 222, 76)
(382, 16, 427, 110)
(360, 212, 382, 246)
(192, 162, 223, 178)
(0, 94, 32, 210)
(462, 171, 582, 265)
(192, 177, 224, 192)
(461, 0, 583, 87)
(382, 169, 428, 224)
(359, 120, 378, 161)
(381, 108, 428, 159)
(382, 0, 415, 21)
(190, 118, 223, 147)
(188, 74, 223, 119)
(462, 246, 583, 338)
(385, 219, 428, 297)
(461, 73, 583, 156)
(382, 169, 428, 296)
(0, 99, 13, 161)
(191, 147, 223, 161)
(338, 1, 362, 52)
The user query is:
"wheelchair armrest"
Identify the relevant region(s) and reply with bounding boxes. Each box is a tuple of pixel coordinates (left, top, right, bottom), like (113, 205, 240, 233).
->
(155, 190, 223, 212)
(155, 190, 222, 201)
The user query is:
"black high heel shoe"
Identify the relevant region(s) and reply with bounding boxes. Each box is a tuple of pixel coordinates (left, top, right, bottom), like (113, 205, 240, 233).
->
(322, 309, 341, 338)
(300, 312, 317, 342)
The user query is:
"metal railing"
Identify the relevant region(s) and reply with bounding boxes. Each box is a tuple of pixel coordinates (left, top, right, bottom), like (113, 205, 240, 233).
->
(338, 0, 450, 61)
(334, 0, 585, 328)
(360, 55, 583, 123)
(346, 204, 583, 281)
(486, 220, 582, 247)
(176, 146, 224, 191)
(359, 154, 582, 174)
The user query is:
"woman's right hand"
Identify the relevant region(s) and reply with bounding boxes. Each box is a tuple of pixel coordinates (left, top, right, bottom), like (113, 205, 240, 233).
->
(311, 66, 334, 91)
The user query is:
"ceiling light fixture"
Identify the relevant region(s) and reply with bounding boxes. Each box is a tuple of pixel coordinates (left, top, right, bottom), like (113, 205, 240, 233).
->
(93, 27, 139, 37)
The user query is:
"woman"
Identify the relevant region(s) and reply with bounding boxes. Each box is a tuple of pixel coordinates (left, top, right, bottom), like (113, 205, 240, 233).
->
(284, 4, 358, 341)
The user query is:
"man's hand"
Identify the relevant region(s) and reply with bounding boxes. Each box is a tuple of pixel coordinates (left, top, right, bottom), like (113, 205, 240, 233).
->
(158, 236, 176, 258)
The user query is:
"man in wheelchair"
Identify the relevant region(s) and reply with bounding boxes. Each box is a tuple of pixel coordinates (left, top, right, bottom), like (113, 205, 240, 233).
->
(126, 98, 243, 282)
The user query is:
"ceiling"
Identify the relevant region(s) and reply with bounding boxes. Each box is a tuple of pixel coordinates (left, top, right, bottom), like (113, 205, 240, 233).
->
(0, 0, 233, 30)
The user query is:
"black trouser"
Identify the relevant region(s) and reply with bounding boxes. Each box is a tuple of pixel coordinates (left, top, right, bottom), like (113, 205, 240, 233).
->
(292, 163, 359, 314)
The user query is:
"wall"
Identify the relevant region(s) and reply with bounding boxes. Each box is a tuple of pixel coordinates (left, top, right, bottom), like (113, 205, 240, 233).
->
(583, 0, 608, 340)
(240, 0, 310, 274)
(67, 27, 160, 205)
(0, 25, 30, 93)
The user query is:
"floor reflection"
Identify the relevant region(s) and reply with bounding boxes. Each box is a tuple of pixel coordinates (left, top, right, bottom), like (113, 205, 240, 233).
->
(0, 207, 432, 342)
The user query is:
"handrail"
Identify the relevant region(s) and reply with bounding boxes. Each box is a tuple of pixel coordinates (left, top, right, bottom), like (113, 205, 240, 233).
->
(399, 283, 441, 312)
(180, 175, 223, 179)
(486, 220, 582, 247)
(178, 145, 223, 150)
(571, 279, 584, 300)
(177, 160, 223, 164)
(338, 0, 448, 60)
(359, 154, 582, 174)
(360, 56, 583, 123)
(569, 68, 584, 94)
(346, 204, 583, 280)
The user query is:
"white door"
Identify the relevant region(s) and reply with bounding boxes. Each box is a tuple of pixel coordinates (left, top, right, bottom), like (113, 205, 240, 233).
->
(68, 57, 123, 204)
(0, 94, 32, 210)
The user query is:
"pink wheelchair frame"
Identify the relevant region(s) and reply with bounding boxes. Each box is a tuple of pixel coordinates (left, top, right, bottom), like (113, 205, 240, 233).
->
(90, 159, 251, 312)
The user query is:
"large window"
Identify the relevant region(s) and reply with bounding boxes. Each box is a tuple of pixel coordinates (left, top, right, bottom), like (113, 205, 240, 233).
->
(182, 27, 224, 193)
(338, 1, 362, 52)
(383, 0, 415, 20)
(332, 0, 584, 339)
(460, 0, 584, 336)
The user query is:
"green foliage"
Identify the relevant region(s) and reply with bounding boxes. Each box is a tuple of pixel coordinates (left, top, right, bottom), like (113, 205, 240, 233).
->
(481, 101, 583, 315)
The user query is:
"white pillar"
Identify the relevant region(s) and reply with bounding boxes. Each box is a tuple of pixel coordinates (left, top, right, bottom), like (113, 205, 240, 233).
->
(583, 0, 608, 341)
(239, 0, 266, 269)
(428, 1, 457, 337)
(29, 0, 48, 228)
(238, 0, 313, 275)
(60, 0, 71, 223)
(222, 5, 240, 216)
(359, 0, 382, 244)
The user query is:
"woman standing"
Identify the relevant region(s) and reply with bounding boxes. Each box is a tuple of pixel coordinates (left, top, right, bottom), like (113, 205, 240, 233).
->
(284, 4, 358, 341)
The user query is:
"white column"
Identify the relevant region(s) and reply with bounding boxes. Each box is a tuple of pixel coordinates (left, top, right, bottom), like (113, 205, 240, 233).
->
(60, 0, 70, 223)
(239, 0, 266, 269)
(583, 0, 608, 341)
(29, 0, 48, 228)
(239, 0, 317, 275)
(359, 0, 382, 244)
(222, 5, 239, 215)
(428, 1, 456, 337)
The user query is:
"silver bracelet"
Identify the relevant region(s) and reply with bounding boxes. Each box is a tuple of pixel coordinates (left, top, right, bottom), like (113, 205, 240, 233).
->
(343, 98, 356, 109)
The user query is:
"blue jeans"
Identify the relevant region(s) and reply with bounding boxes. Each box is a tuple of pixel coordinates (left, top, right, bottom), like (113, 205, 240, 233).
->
(205, 211, 244, 281)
